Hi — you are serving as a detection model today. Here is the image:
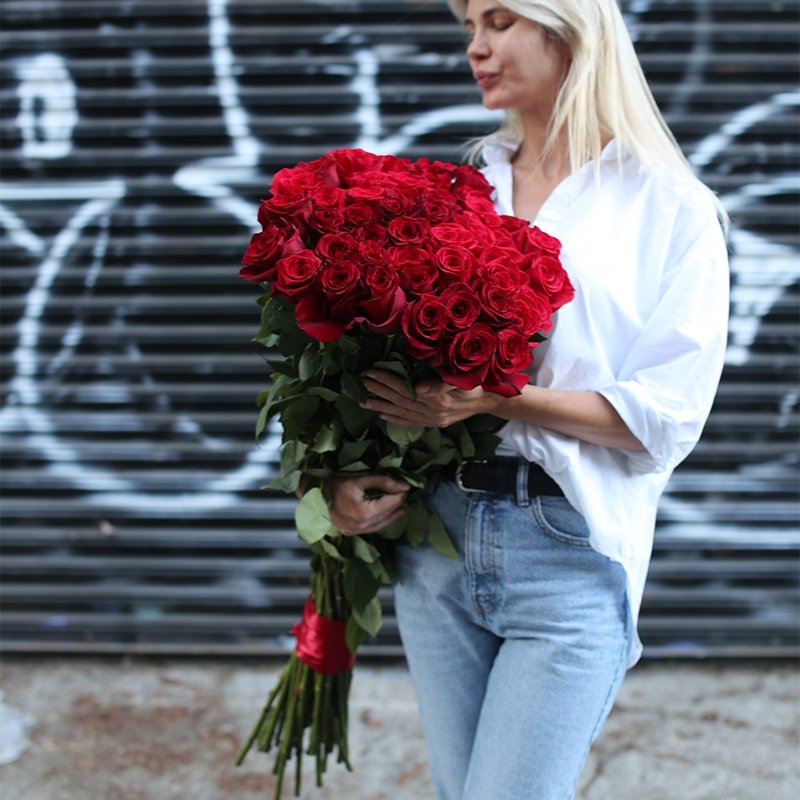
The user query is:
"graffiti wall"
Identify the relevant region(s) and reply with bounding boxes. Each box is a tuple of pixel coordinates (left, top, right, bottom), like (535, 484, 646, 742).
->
(1, 0, 798, 658)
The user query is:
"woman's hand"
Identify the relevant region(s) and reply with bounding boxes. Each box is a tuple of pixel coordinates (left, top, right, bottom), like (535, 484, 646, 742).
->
(361, 370, 499, 428)
(325, 474, 410, 536)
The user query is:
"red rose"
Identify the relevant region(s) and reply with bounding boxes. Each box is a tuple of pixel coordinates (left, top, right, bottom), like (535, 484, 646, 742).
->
(261, 192, 310, 219)
(239, 226, 304, 283)
(359, 240, 385, 264)
(389, 246, 438, 294)
(331, 148, 382, 184)
(401, 295, 449, 359)
(512, 285, 554, 335)
(528, 255, 575, 311)
(310, 204, 345, 233)
(347, 186, 385, 202)
(360, 265, 406, 333)
(430, 222, 476, 250)
(310, 184, 345, 207)
(295, 293, 346, 342)
(388, 216, 431, 245)
(461, 190, 498, 218)
(419, 190, 458, 224)
(320, 260, 364, 327)
(316, 232, 358, 261)
(364, 263, 399, 298)
(270, 166, 318, 197)
(379, 190, 414, 218)
(440, 283, 481, 331)
(438, 324, 496, 390)
(432, 218, 494, 253)
(478, 244, 524, 275)
(343, 202, 378, 229)
(272, 250, 322, 300)
(476, 279, 516, 322)
(452, 164, 494, 195)
(482, 327, 534, 397)
(434, 245, 477, 284)
(527, 225, 562, 256)
(352, 222, 390, 245)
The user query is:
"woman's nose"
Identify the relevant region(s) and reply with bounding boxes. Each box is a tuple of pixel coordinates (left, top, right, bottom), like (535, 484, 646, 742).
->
(467, 32, 490, 61)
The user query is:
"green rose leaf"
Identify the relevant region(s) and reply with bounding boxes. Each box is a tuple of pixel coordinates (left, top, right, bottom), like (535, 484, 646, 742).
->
(299, 348, 322, 382)
(343, 558, 382, 612)
(351, 595, 382, 637)
(294, 487, 335, 544)
(310, 421, 341, 454)
(342, 371, 368, 403)
(428, 509, 459, 560)
(353, 535, 380, 564)
(386, 422, 425, 446)
(316, 538, 346, 561)
(405, 500, 428, 547)
(339, 398, 374, 439)
(281, 395, 320, 440)
(308, 386, 340, 402)
(345, 616, 367, 653)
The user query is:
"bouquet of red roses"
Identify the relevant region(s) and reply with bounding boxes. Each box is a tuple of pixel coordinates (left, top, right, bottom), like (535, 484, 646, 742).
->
(236, 148, 573, 797)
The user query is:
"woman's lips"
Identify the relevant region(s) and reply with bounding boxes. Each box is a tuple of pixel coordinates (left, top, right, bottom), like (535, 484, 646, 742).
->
(474, 71, 500, 89)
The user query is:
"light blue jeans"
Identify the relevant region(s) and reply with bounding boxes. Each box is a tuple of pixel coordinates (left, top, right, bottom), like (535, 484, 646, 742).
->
(394, 472, 630, 800)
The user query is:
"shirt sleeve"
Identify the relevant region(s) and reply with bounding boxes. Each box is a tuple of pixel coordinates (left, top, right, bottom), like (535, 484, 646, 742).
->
(598, 212, 730, 474)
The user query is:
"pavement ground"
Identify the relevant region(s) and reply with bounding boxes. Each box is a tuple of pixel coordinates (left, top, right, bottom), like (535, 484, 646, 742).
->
(0, 658, 797, 800)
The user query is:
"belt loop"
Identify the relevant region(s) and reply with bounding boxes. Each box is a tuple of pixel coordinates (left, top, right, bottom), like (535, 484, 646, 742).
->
(515, 460, 531, 507)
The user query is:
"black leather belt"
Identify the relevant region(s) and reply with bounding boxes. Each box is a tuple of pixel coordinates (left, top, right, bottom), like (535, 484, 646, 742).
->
(444, 457, 563, 498)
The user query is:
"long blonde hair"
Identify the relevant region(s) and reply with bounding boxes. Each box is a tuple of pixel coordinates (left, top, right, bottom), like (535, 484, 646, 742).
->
(448, 0, 722, 215)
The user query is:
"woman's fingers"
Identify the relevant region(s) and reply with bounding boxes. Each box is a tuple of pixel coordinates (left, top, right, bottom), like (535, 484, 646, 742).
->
(326, 474, 410, 535)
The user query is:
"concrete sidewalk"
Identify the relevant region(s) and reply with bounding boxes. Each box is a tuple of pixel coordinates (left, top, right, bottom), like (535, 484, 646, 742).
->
(0, 657, 797, 800)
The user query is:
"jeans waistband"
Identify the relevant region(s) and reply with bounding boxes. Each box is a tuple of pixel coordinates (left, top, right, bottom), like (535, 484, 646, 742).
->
(444, 457, 564, 498)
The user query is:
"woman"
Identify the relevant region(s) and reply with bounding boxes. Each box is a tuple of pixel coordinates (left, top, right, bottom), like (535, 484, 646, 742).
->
(326, 1, 729, 797)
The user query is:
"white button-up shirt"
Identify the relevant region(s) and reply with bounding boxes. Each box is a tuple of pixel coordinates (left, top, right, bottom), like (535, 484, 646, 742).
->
(483, 134, 730, 666)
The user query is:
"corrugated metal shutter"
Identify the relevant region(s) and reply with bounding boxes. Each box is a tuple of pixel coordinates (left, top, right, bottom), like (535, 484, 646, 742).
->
(1, 0, 797, 660)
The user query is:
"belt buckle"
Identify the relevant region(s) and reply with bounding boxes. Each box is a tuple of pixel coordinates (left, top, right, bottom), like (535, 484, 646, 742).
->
(454, 461, 490, 494)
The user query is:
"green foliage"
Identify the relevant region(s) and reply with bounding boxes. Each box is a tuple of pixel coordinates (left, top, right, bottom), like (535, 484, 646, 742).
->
(249, 284, 505, 651)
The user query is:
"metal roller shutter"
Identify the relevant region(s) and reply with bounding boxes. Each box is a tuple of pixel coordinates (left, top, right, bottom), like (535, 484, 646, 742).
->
(1, 0, 797, 659)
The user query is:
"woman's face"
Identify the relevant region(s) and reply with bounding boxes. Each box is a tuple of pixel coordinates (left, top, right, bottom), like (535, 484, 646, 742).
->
(464, 0, 570, 123)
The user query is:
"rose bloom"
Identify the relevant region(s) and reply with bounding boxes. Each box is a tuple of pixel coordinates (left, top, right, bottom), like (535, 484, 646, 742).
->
(401, 295, 449, 360)
(347, 185, 385, 202)
(388, 216, 431, 245)
(310, 184, 345, 207)
(360, 265, 406, 332)
(270, 167, 318, 197)
(440, 283, 481, 330)
(359, 240, 386, 264)
(476, 279, 516, 323)
(440, 324, 496, 390)
(462, 191, 498, 219)
(513, 285, 555, 335)
(239, 226, 303, 283)
(419, 190, 458, 224)
(343, 202, 378, 229)
(526, 225, 562, 256)
(320, 260, 362, 300)
(310, 204, 345, 233)
(379, 189, 414, 218)
(330, 148, 382, 182)
(272, 250, 322, 300)
(528, 255, 575, 311)
(434, 245, 478, 284)
(321, 260, 364, 325)
(352, 222, 390, 245)
(316, 232, 359, 261)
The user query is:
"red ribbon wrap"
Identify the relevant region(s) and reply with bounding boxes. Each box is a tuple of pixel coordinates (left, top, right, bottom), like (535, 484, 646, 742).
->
(291, 596, 356, 675)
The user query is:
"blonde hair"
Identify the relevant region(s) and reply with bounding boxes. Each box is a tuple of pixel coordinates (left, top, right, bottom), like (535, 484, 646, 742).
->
(448, 0, 724, 219)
